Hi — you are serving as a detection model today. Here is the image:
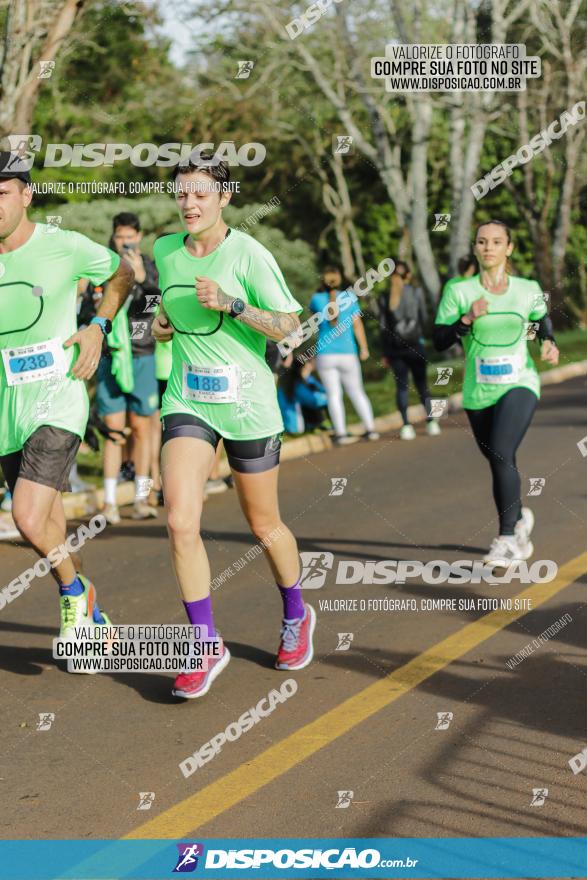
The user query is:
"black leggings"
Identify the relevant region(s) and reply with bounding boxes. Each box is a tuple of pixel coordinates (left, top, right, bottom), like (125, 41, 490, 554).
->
(388, 345, 431, 424)
(466, 387, 537, 536)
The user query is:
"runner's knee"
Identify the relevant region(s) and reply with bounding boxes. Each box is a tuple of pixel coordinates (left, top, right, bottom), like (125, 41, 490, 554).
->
(246, 515, 283, 544)
(166, 507, 202, 542)
(12, 506, 47, 544)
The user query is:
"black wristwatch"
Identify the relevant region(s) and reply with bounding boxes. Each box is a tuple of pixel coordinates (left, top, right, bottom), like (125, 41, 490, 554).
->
(228, 298, 245, 318)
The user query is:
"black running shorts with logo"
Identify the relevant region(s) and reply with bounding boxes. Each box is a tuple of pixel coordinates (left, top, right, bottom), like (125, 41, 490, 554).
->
(161, 413, 281, 474)
(0, 426, 81, 494)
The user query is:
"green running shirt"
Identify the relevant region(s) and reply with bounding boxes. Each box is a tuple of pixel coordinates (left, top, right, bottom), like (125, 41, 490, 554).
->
(435, 274, 548, 409)
(155, 229, 302, 440)
(0, 223, 120, 454)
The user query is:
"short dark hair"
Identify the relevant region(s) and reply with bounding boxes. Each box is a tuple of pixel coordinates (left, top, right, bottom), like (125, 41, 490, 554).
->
(112, 212, 140, 232)
(475, 219, 512, 243)
(171, 152, 230, 187)
(394, 260, 410, 277)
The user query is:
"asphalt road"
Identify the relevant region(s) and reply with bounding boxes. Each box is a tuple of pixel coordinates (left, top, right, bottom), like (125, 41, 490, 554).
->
(1, 375, 587, 865)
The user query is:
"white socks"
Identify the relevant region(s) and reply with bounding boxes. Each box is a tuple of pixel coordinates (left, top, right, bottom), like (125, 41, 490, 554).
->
(104, 477, 117, 506)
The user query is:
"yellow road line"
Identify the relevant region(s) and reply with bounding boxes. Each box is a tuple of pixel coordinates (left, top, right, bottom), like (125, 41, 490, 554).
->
(126, 551, 587, 839)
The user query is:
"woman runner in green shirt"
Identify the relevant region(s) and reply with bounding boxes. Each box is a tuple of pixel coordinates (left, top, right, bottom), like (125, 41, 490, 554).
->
(153, 157, 316, 698)
(434, 220, 559, 567)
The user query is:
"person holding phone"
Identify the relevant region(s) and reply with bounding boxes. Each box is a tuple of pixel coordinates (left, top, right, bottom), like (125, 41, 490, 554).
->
(86, 213, 161, 521)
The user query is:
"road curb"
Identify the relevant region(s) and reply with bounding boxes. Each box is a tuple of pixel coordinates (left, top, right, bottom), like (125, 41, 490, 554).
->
(1, 359, 585, 533)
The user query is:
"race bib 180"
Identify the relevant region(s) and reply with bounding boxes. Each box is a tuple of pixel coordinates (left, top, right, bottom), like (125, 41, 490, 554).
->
(475, 355, 521, 385)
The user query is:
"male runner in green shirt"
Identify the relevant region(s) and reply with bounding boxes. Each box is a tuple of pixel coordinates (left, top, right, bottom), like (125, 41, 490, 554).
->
(0, 153, 134, 657)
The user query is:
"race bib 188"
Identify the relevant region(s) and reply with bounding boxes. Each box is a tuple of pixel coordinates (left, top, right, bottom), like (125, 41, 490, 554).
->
(182, 362, 240, 403)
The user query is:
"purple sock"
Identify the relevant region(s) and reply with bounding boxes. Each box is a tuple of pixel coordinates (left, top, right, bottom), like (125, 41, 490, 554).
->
(183, 596, 216, 638)
(277, 577, 305, 621)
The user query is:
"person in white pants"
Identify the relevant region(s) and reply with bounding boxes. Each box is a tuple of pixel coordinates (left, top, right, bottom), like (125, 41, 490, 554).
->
(310, 266, 379, 445)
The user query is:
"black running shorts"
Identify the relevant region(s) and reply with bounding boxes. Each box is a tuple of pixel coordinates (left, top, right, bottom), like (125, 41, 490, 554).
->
(161, 413, 281, 474)
(0, 426, 81, 494)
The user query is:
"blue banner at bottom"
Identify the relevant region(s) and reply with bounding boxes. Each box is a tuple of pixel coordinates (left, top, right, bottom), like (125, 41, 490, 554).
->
(0, 838, 586, 879)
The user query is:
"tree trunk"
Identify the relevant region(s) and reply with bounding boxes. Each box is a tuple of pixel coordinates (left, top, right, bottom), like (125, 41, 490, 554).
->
(0, 0, 86, 138)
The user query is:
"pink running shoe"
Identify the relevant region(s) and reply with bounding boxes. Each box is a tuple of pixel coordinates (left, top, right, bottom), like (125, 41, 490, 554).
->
(275, 604, 316, 670)
(172, 644, 231, 699)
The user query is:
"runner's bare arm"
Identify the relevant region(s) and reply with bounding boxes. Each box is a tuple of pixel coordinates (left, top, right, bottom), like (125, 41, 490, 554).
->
(64, 259, 135, 380)
(196, 276, 302, 343)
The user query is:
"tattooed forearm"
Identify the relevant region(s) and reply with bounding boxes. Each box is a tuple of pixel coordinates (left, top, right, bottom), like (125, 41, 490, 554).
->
(239, 304, 301, 341)
(218, 288, 301, 342)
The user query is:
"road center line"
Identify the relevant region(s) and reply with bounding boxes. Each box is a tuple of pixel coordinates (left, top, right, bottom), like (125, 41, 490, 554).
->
(126, 551, 587, 839)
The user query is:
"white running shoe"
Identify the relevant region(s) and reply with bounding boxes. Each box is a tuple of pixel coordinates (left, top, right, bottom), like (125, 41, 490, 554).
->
(515, 507, 535, 544)
(399, 424, 416, 440)
(426, 419, 441, 437)
(103, 503, 121, 525)
(484, 535, 533, 567)
(333, 434, 359, 446)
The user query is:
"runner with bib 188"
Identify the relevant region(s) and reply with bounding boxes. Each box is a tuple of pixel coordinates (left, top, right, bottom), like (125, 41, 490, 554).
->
(433, 220, 559, 568)
(0, 152, 134, 659)
(152, 155, 315, 699)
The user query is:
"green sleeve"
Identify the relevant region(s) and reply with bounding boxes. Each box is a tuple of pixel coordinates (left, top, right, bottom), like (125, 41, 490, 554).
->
(435, 281, 464, 325)
(72, 231, 120, 284)
(528, 281, 548, 321)
(244, 246, 303, 314)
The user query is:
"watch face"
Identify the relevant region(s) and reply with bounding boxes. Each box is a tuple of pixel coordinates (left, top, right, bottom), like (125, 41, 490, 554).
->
(104, 319, 113, 333)
(232, 299, 245, 315)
